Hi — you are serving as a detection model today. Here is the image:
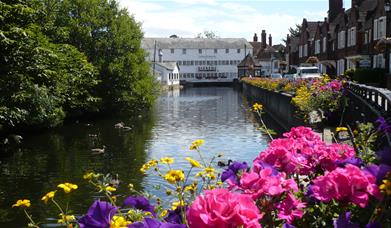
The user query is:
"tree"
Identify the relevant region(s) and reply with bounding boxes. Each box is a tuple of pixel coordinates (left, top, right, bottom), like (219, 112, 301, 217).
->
(0, 0, 100, 130)
(196, 30, 218, 39)
(282, 24, 302, 45)
(50, 0, 158, 111)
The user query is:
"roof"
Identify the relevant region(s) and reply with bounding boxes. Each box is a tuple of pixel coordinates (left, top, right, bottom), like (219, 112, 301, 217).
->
(238, 54, 262, 67)
(155, 62, 178, 71)
(307, 22, 320, 39)
(359, 0, 378, 12)
(142, 38, 252, 49)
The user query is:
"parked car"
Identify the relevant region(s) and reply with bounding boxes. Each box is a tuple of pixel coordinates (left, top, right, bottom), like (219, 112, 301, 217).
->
(271, 73, 283, 79)
(295, 67, 321, 79)
(283, 74, 296, 79)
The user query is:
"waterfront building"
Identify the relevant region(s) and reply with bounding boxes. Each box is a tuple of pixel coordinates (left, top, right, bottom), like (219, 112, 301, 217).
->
(142, 37, 252, 83)
(153, 61, 180, 87)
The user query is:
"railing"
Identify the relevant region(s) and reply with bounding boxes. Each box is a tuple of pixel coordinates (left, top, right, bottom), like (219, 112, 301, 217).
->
(345, 82, 391, 116)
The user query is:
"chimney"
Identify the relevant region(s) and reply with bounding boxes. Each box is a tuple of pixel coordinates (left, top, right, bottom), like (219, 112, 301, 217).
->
(261, 30, 267, 48)
(253, 33, 258, 42)
(328, 0, 343, 22)
(269, 34, 272, 47)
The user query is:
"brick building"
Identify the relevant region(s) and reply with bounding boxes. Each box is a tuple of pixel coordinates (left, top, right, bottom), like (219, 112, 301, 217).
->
(287, 0, 391, 77)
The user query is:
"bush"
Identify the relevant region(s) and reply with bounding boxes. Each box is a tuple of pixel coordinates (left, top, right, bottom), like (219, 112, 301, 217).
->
(352, 68, 386, 86)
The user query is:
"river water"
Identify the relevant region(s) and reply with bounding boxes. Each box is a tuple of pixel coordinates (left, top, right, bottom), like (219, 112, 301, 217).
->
(0, 87, 269, 227)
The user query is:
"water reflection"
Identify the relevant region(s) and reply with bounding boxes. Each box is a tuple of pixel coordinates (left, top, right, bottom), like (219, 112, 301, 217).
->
(0, 87, 268, 227)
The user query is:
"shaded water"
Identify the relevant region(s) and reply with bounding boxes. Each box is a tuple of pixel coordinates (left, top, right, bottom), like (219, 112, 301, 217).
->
(0, 87, 268, 227)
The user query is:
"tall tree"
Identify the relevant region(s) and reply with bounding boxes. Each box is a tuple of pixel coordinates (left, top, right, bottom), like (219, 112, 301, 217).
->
(50, 0, 157, 111)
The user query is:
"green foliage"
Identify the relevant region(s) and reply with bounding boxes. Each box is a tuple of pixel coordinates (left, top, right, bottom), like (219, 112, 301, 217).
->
(353, 122, 379, 164)
(49, 0, 158, 111)
(352, 68, 386, 86)
(0, 0, 157, 131)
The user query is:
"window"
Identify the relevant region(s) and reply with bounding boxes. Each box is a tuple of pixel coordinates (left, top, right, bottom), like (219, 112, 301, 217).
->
(347, 27, 356, 47)
(374, 17, 386, 40)
(338, 31, 346, 49)
(214, 49, 218, 54)
(171, 49, 174, 53)
(373, 54, 385, 68)
(199, 49, 202, 54)
(299, 45, 303, 58)
(182, 49, 186, 54)
(237, 49, 241, 53)
(304, 44, 308, 57)
(315, 40, 320, 54)
(225, 49, 229, 53)
(322, 37, 327, 53)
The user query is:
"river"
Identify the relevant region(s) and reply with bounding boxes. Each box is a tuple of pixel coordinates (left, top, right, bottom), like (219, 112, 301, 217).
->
(0, 86, 269, 227)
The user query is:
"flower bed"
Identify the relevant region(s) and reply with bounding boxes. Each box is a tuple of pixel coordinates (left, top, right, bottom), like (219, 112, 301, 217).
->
(242, 77, 345, 124)
(12, 123, 391, 227)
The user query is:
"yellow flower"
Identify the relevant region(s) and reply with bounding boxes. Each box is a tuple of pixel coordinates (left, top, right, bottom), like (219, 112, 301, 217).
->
(105, 186, 117, 192)
(164, 170, 185, 184)
(140, 159, 158, 173)
(380, 180, 391, 195)
(58, 183, 78, 193)
(185, 157, 202, 168)
(252, 103, 263, 111)
(41, 191, 56, 204)
(111, 196, 117, 202)
(184, 182, 198, 194)
(171, 200, 185, 210)
(58, 213, 75, 224)
(110, 215, 132, 228)
(189, 139, 204, 150)
(165, 189, 173, 195)
(160, 210, 168, 218)
(160, 157, 174, 164)
(83, 172, 95, 180)
(204, 167, 215, 173)
(12, 199, 31, 208)
(336, 127, 348, 132)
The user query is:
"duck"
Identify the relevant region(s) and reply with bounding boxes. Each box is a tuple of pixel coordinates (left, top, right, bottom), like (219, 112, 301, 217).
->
(217, 159, 233, 167)
(91, 145, 106, 155)
(114, 122, 125, 129)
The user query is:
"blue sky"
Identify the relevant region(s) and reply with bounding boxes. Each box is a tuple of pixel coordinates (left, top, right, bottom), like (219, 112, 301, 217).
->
(119, 0, 352, 44)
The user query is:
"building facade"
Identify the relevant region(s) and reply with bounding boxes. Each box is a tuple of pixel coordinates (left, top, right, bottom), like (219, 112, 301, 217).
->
(238, 30, 286, 77)
(153, 62, 180, 87)
(287, 0, 391, 79)
(142, 38, 252, 83)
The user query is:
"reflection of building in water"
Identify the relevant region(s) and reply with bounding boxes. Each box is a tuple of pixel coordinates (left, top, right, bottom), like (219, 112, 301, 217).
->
(142, 37, 252, 83)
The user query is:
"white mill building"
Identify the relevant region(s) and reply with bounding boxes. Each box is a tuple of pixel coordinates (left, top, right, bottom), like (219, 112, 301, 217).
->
(142, 37, 252, 84)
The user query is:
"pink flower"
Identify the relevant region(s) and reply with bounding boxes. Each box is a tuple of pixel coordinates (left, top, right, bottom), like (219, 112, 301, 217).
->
(187, 188, 262, 228)
(235, 168, 298, 200)
(309, 164, 382, 207)
(277, 193, 306, 224)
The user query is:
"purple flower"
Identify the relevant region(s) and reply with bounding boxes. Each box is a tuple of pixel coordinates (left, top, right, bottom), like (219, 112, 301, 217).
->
(128, 218, 186, 228)
(283, 224, 296, 228)
(123, 196, 156, 217)
(221, 161, 248, 184)
(365, 164, 391, 183)
(375, 117, 391, 133)
(164, 207, 186, 224)
(335, 157, 363, 168)
(78, 200, 118, 228)
(333, 212, 359, 228)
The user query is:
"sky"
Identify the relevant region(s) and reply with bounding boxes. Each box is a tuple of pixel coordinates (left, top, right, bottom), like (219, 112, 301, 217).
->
(119, 0, 352, 44)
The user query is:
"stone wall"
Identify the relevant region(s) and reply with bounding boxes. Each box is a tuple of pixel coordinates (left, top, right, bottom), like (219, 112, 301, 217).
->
(242, 82, 304, 131)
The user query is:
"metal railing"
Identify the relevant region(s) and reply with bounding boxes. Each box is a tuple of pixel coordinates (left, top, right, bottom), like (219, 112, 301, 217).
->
(345, 82, 391, 115)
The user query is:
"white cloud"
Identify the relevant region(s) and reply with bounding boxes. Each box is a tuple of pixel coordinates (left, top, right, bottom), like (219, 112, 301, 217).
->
(118, 0, 324, 44)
